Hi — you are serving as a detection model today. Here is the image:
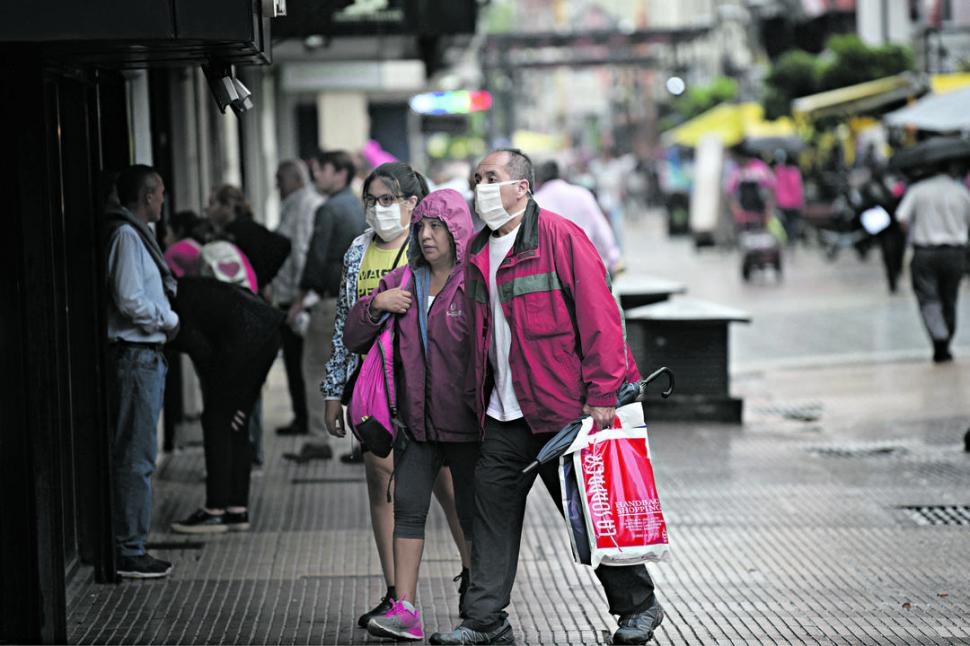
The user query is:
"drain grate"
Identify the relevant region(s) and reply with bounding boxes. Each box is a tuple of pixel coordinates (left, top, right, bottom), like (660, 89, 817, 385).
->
(806, 444, 905, 458)
(754, 401, 824, 422)
(900, 505, 970, 526)
(291, 477, 366, 484)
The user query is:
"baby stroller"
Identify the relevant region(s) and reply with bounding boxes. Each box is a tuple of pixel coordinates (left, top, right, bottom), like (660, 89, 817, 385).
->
(733, 179, 782, 282)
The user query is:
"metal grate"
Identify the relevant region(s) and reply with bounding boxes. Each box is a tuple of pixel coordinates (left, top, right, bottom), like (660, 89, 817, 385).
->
(900, 505, 970, 526)
(753, 401, 824, 422)
(290, 477, 367, 484)
(806, 444, 905, 458)
(145, 541, 205, 551)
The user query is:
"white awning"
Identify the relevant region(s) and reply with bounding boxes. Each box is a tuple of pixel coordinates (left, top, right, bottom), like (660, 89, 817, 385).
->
(883, 87, 970, 133)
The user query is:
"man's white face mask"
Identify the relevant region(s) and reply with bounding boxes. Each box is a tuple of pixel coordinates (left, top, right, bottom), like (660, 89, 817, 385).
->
(367, 203, 408, 242)
(475, 180, 523, 230)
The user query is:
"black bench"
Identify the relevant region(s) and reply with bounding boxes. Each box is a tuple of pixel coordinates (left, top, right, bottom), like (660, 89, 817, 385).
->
(624, 298, 751, 423)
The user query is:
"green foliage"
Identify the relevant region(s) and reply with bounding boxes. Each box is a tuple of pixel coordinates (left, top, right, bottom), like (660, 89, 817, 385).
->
(763, 50, 820, 119)
(817, 35, 913, 91)
(673, 76, 738, 121)
(762, 34, 914, 118)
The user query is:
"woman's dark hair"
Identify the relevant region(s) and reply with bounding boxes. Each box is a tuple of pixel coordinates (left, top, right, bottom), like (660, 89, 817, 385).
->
(212, 184, 254, 222)
(170, 210, 202, 240)
(362, 162, 430, 203)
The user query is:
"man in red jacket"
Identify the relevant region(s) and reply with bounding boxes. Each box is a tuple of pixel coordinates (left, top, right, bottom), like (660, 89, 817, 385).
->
(429, 149, 663, 646)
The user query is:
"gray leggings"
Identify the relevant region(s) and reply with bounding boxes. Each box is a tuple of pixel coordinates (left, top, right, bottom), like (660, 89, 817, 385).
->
(392, 439, 480, 540)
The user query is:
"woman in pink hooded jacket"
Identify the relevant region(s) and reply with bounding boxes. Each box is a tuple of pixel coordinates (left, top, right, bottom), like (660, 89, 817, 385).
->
(345, 188, 478, 642)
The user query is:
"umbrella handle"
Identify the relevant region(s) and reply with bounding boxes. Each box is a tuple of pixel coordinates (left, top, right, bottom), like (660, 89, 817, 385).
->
(639, 366, 675, 399)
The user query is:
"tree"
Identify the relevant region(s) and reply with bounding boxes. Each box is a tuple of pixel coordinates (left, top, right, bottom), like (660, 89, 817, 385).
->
(763, 50, 820, 119)
(678, 77, 739, 119)
(762, 35, 914, 118)
(817, 35, 913, 92)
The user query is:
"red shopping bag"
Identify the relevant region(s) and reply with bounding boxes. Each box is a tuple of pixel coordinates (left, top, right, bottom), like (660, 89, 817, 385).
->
(560, 405, 670, 567)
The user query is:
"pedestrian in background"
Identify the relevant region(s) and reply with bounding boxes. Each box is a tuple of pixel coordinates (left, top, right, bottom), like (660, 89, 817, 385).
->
(771, 149, 804, 244)
(163, 210, 204, 278)
(284, 150, 366, 461)
(322, 163, 471, 629)
(896, 162, 970, 363)
(104, 164, 179, 579)
(534, 159, 623, 275)
(345, 189, 478, 642)
(430, 149, 663, 646)
(271, 160, 324, 437)
(205, 185, 283, 467)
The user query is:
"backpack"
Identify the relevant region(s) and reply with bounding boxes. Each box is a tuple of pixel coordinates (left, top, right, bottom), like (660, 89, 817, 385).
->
(348, 266, 412, 458)
(737, 179, 766, 213)
(199, 240, 253, 291)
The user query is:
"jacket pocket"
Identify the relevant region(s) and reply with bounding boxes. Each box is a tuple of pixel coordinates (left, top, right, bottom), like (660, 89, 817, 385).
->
(521, 290, 572, 339)
(500, 271, 572, 339)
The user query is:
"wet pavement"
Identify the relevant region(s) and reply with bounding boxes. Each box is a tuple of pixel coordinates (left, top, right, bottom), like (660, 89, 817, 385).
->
(68, 210, 970, 644)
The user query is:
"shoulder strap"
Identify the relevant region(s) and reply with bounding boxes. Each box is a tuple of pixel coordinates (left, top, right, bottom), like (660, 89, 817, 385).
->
(391, 242, 407, 269)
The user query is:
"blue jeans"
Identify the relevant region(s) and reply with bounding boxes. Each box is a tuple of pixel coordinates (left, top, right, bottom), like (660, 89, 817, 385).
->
(109, 345, 167, 557)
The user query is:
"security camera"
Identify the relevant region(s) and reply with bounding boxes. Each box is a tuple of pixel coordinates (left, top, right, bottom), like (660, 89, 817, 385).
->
(202, 61, 254, 116)
(230, 78, 254, 115)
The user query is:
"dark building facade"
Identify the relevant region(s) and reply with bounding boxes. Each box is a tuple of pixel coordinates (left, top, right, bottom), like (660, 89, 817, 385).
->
(0, 2, 270, 642)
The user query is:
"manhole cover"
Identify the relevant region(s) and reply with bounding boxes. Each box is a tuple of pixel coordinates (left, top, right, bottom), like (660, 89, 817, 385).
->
(900, 505, 970, 526)
(806, 444, 905, 458)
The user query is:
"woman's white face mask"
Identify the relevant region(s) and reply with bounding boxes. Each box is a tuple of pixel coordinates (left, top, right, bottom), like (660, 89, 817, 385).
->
(475, 180, 523, 230)
(366, 202, 408, 242)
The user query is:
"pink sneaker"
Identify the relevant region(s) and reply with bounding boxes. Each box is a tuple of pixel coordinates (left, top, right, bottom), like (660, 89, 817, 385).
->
(367, 599, 424, 641)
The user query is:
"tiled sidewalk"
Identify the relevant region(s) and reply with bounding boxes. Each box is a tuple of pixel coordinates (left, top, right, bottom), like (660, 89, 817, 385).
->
(67, 358, 970, 644)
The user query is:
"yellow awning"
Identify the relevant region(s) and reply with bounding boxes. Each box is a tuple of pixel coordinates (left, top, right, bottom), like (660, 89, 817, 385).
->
(792, 73, 927, 122)
(931, 73, 970, 94)
(664, 102, 794, 148)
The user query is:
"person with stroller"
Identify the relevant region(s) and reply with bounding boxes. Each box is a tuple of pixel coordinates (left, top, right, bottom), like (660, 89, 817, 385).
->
(429, 149, 663, 646)
(321, 163, 472, 629)
(342, 188, 478, 641)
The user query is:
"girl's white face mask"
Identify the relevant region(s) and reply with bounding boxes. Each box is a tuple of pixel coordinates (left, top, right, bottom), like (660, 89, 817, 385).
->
(475, 180, 522, 230)
(367, 203, 408, 242)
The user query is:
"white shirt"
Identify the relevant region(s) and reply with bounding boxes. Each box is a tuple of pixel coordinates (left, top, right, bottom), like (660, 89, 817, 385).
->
(486, 224, 523, 421)
(896, 174, 970, 246)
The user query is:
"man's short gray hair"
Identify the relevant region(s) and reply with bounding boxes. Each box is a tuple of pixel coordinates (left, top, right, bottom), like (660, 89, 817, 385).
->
(494, 147, 534, 190)
(278, 159, 310, 185)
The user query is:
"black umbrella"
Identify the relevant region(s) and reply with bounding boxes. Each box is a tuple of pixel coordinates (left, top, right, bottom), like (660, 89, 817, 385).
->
(889, 137, 970, 172)
(521, 367, 675, 474)
(742, 136, 806, 157)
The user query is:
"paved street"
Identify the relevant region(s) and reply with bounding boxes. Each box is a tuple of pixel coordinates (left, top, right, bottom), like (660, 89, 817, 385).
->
(68, 211, 970, 644)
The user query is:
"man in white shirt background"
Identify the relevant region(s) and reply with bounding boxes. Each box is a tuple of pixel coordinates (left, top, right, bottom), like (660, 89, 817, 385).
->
(896, 162, 970, 363)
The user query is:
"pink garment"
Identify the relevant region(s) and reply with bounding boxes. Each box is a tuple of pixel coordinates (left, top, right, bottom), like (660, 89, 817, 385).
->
(534, 179, 622, 272)
(362, 139, 397, 168)
(773, 164, 804, 209)
(164, 238, 201, 278)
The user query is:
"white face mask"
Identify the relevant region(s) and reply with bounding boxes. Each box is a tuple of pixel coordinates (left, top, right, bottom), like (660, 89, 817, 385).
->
(475, 180, 523, 230)
(367, 203, 408, 242)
